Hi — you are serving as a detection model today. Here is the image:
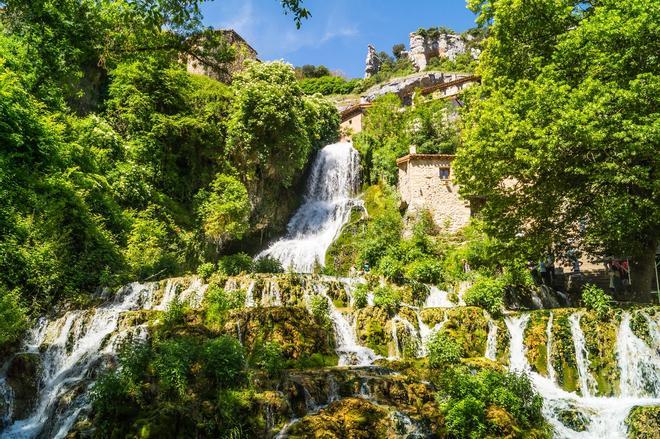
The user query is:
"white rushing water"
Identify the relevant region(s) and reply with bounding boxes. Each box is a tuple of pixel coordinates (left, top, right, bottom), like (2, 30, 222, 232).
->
(0, 279, 206, 439)
(258, 142, 362, 273)
(546, 313, 557, 384)
(505, 312, 660, 439)
(485, 319, 498, 361)
(423, 286, 454, 308)
(569, 312, 598, 397)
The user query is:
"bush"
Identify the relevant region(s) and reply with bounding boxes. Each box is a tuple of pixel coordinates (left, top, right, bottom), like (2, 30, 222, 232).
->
(204, 286, 245, 327)
(162, 298, 188, 328)
(581, 284, 612, 318)
(197, 262, 215, 280)
(251, 341, 286, 377)
(405, 257, 442, 284)
(217, 253, 253, 276)
(309, 295, 332, 329)
(0, 287, 27, 345)
(463, 276, 505, 317)
(253, 256, 283, 274)
(373, 285, 401, 316)
(427, 332, 463, 368)
(151, 338, 198, 398)
(202, 336, 246, 388)
(438, 367, 545, 437)
(352, 283, 370, 309)
(378, 254, 405, 283)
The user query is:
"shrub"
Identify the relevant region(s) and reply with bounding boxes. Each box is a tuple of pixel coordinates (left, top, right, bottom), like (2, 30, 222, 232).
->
(162, 298, 187, 328)
(352, 283, 370, 309)
(197, 262, 215, 280)
(253, 256, 283, 273)
(427, 332, 463, 368)
(378, 254, 405, 283)
(204, 286, 245, 327)
(373, 285, 401, 316)
(0, 287, 27, 345)
(581, 284, 612, 319)
(438, 367, 545, 437)
(202, 336, 246, 388)
(251, 341, 286, 377)
(405, 257, 442, 284)
(463, 276, 505, 317)
(217, 253, 253, 276)
(151, 338, 198, 398)
(309, 295, 332, 329)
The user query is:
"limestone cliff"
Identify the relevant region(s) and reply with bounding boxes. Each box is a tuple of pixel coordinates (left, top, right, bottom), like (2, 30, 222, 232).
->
(364, 44, 381, 78)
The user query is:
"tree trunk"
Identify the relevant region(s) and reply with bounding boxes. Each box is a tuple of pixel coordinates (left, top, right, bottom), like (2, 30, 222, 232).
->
(629, 238, 658, 303)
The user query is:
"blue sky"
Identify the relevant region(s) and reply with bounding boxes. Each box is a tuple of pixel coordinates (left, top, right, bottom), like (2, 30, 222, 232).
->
(201, 0, 478, 78)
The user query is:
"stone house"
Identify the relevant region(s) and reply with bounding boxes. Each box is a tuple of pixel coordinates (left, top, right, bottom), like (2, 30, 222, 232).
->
(396, 146, 471, 232)
(339, 103, 371, 141)
(186, 29, 258, 83)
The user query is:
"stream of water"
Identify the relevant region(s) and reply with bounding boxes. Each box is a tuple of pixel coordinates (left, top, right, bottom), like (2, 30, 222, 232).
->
(258, 142, 362, 273)
(505, 312, 660, 439)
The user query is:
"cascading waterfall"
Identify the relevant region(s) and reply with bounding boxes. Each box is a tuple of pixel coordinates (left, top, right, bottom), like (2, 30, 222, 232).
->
(616, 312, 660, 398)
(1, 279, 206, 439)
(569, 313, 598, 397)
(423, 286, 454, 308)
(314, 286, 378, 367)
(258, 142, 362, 273)
(505, 312, 660, 439)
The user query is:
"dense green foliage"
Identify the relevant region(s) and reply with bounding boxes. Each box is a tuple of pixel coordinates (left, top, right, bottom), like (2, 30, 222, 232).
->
(299, 75, 362, 95)
(0, 1, 339, 336)
(581, 284, 613, 319)
(437, 367, 546, 438)
(355, 94, 459, 185)
(457, 0, 660, 296)
(427, 332, 463, 368)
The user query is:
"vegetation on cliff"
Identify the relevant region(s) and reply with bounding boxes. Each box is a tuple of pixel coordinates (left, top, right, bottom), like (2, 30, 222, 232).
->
(0, 1, 337, 340)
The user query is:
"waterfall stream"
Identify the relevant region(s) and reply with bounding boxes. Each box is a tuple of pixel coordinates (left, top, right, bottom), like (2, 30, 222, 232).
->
(0, 280, 206, 439)
(485, 319, 498, 361)
(258, 142, 362, 273)
(569, 313, 598, 397)
(505, 312, 660, 439)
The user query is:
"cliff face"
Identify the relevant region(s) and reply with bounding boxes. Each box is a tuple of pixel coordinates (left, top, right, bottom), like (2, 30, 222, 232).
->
(364, 44, 381, 78)
(406, 31, 480, 71)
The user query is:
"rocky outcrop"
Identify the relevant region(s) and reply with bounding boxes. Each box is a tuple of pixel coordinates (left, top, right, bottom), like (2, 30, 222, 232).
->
(5, 353, 42, 420)
(362, 71, 474, 103)
(364, 45, 381, 78)
(626, 406, 660, 438)
(407, 30, 480, 71)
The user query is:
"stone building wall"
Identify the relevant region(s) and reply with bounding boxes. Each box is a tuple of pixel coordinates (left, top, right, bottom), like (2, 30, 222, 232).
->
(397, 153, 471, 232)
(186, 29, 258, 83)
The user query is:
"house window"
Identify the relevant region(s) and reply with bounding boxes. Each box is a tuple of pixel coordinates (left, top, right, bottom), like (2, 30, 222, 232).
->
(439, 167, 450, 180)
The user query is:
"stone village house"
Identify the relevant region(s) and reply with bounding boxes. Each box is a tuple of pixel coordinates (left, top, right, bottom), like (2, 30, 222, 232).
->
(396, 145, 471, 233)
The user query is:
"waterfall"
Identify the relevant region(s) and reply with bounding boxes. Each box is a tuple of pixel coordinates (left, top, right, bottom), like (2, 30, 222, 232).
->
(244, 280, 256, 307)
(315, 287, 378, 367)
(505, 312, 660, 439)
(389, 315, 420, 359)
(485, 319, 498, 361)
(546, 313, 557, 384)
(258, 142, 362, 273)
(1, 280, 205, 439)
(569, 313, 597, 397)
(423, 286, 454, 308)
(616, 312, 660, 397)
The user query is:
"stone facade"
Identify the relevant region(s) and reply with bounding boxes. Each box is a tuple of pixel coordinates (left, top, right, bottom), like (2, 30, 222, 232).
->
(339, 104, 369, 141)
(397, 148, 471, 232)
(186, 29, 258, 83)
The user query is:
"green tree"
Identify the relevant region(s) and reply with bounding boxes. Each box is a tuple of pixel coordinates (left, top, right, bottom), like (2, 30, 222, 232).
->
(456, 0, 660, 299)
(198, 174, 250, 248)
(0, 287, 27, 345)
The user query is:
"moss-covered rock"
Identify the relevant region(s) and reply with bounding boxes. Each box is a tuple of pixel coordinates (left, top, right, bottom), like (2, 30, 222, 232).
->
(625, 406, 660, 438)
(441, 307, 489, 358)
(224, 307, 335, 361)
(629, 307, 659, 348)
(549, 309, 580, 393)
(580, 311, 620, 396)
(5, 353, 43, 420)
(354, 307, 390, 357)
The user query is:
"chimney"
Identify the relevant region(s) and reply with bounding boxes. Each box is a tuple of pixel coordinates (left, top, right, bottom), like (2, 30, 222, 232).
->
(409, 144, 417, 155)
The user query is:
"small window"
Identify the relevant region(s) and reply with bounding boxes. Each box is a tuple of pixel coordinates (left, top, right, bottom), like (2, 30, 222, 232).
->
(439, 167, 450, 180)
